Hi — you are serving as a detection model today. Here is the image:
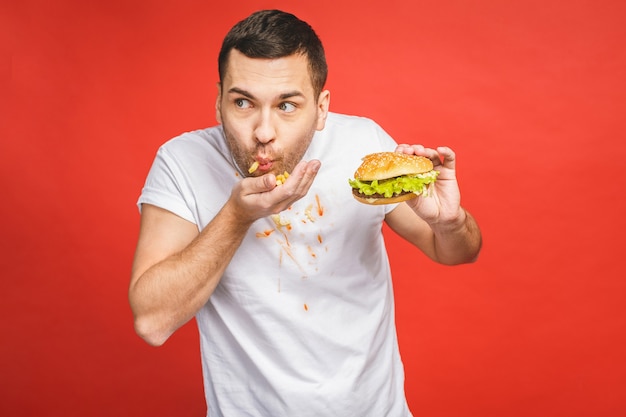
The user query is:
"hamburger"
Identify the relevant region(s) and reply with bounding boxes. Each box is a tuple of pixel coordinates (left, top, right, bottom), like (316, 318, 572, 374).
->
(349, 152, 439, 205)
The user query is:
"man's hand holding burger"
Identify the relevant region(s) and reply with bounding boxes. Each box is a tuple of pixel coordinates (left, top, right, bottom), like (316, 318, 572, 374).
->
(393, 143, 481, 264)
(350, 144, 481, 265)
(394, 144, 463, 226)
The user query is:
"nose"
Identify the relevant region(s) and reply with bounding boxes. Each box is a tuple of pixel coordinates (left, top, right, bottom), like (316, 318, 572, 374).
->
(254, 109, 276, 144)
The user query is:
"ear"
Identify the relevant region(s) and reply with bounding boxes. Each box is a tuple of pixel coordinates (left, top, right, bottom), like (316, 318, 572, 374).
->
(215, 82, 222, 124)
(315, 89, 331, 131)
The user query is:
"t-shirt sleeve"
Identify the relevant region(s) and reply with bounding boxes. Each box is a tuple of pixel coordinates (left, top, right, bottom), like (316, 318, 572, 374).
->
(136, 146, 197, 224)
(374, 122, 399, 153)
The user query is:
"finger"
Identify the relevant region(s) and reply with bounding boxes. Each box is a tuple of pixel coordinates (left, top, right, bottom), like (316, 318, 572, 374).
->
(395, 144, 425, 155)
(436, 146, 456, 170)
(405, 146, 446, 167)
(242, 173, 277, 195)
(287, 160, 320, 195)
(303, 159, 321, 179)
(261, 160, 319, 213)
(394, 144, 410, 153)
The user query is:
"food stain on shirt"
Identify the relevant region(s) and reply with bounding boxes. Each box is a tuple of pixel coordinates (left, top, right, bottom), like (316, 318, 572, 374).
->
(255, 229, 274, 238)
(256, 193, 330, 292)
(304, 204, 316, 223)
(315, 194, 324, 216)
(275, 236, 307, 278)
(271, 214, 292, 231)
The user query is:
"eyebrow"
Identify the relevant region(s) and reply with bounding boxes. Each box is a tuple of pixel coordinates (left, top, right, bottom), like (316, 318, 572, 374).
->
(227, 87, 305, 100)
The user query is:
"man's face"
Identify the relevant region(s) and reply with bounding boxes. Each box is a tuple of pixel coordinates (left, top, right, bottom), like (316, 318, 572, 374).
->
(216, 50, 330, 177)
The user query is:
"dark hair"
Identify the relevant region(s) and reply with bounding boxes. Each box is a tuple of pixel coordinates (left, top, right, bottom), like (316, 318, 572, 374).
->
(218, 9, 328, 97)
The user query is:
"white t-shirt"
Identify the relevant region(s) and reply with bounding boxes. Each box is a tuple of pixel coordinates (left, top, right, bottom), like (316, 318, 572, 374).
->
(138, 112, 413, 417)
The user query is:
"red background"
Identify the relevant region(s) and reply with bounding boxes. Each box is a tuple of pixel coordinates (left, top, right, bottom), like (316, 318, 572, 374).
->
(2, 0, 626, 416)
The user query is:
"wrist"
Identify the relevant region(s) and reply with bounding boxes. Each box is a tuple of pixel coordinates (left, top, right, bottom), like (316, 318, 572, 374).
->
(432, 208, 468, 234)
(221, 199, 257, 231)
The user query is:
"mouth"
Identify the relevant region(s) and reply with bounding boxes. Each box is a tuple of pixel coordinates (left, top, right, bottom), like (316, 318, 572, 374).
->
(251, 156, 273, 173)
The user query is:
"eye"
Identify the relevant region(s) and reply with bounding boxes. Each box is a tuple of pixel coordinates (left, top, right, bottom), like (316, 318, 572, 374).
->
(235, 98, 252, 109)
(279, 102, 296, 113)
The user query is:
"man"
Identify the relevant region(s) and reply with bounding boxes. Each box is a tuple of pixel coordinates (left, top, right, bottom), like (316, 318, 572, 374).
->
(129, 9, 481, 417)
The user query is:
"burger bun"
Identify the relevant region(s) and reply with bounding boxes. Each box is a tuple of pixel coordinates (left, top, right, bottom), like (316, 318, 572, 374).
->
(354, 152, 434, 181)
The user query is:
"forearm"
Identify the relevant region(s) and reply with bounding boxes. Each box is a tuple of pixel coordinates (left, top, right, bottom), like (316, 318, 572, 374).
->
(430, 208, 482, 265)
(130, 202, 253, 346)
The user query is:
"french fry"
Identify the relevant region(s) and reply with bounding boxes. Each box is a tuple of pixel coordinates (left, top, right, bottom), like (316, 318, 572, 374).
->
(275, 171, 290, 186)
(248, 161, 259, 174)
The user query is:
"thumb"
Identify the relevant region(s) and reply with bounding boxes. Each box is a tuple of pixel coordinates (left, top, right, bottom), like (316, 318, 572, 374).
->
(256, 173, 277, 192)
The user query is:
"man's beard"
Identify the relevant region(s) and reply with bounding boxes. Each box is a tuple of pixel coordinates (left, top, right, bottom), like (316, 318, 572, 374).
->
(223, 125, 316, 178)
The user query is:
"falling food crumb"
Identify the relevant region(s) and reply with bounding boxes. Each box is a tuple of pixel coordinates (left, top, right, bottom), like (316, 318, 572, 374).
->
(304, 303, 308, 311)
